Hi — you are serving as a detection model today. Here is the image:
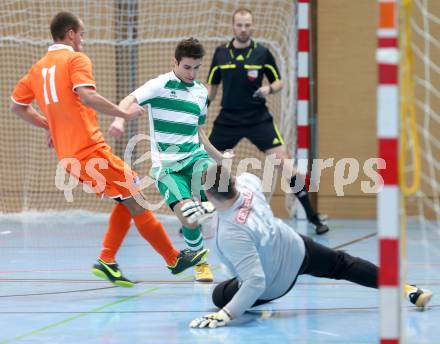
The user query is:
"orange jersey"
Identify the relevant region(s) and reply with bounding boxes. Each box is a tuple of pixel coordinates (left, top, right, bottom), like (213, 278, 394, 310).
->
(11, 44, 106, 160)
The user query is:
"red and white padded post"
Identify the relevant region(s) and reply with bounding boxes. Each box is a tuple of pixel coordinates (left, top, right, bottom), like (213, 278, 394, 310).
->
(296, 0, 310, 219)
(377, 0, 400, 343)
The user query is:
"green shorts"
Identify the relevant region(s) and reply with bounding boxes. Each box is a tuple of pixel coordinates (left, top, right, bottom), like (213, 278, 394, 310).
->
(155, 154, 213, 209)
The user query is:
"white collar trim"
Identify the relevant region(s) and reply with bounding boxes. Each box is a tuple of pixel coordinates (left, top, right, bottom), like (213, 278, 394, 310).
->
(48, 44, 74, 52)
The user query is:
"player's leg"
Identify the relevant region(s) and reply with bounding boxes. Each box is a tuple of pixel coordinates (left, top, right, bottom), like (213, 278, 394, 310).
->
(247, 117, 329, 234)
(98, 202, 132, 264)
(188, 155, 216, 282)
(120, 195, 207, 275)
(299, 234, 377, 287)
(91, 202, 134, 286)
(298, 234, 432, 307)
(157, 171, 204, 251)
(157, 170, 212, 282)
(79, 147, 205, 285)
(68, 148, 137, 286)
(266, 144, 329, 234)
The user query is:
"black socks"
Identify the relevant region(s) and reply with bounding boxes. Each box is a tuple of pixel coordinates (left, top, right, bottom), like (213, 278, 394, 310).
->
(290, 175, 316, 220)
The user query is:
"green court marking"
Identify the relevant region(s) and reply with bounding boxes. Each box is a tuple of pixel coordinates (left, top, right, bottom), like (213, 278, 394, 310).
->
(1, 286, 160, 343)
(1, 259, 219, 344)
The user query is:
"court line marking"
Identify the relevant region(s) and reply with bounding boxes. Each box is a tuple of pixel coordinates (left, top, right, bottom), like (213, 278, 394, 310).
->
(0, 303, 439, 315)
(0, 286, 161, 344)
(0, 264, 220, 298)
(0, 285, 119, 298)
(311, 330, 341, 337)
(331, 232, 377, 250)
(0, 266, 217, 343)
(3, 278, 440, 287)
(1, 229, 430, 341)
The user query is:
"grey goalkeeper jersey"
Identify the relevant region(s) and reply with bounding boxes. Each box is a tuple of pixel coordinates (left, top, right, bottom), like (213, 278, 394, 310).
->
(215, 173, 306, 318)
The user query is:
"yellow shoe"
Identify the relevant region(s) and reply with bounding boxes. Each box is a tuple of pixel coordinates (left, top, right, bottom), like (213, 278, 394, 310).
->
(194, 262, 214, 282)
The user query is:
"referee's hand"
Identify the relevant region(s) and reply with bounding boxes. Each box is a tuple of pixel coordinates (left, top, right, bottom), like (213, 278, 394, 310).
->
(253, 86, 271, 99)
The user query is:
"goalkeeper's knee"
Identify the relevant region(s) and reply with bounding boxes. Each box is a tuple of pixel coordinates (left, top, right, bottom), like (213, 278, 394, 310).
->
(212, 278, 240, 308)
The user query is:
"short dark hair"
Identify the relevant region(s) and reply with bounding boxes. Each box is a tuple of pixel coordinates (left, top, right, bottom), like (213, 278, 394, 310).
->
(204, 164, 237, 201)
(232, 8, 253, 23)
(50, 12, 81, 41)
(175, 38, 205, 63)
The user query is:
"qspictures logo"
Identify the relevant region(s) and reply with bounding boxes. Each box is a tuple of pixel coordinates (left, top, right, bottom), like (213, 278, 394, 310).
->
(54, 134, 386, 210)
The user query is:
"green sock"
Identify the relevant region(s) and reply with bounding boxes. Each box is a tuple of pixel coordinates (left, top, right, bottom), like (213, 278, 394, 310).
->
(181, 226, 203, 251)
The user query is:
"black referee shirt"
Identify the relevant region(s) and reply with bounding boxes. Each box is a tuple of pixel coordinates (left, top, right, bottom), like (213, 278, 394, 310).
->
(207, 39, 281, 126)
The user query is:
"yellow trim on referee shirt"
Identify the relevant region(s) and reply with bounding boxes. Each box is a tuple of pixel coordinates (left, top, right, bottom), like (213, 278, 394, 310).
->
(264, 64, 280, 81)
(208, 64, 237, 84)
(219, 64, 236, 69)
(208, 66, 220, 84)
(244, 64, 263, 69)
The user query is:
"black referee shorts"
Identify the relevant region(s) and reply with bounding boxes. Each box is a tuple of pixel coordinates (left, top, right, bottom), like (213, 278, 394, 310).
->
(209, 117, 284, 152)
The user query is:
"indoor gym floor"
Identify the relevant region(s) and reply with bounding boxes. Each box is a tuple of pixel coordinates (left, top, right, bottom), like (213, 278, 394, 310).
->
(0, 212, 439, 343)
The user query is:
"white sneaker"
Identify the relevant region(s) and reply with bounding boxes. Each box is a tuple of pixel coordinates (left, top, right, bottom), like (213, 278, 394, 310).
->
(406, 284, 433, 308)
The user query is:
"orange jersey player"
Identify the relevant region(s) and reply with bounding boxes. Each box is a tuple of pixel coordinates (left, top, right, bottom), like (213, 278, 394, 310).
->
(11, 11, 208, 287)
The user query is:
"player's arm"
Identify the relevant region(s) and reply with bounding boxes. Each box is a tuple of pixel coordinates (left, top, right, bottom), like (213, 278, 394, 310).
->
(256, 49, 283, 98)
(207, 84, 219, 104)
(11, 73, 48, 129)
(207, 47, 222, 105)
(76, 87, 144, 120)
(219, 231, 267, 319)
(10, 103, 48, 129)
(255, 78, 283, 98)
(190, 227, 266, 328)
(11, 102, 53, 148)
(68, 53, 144, 120)
(198, 127, 234, 163)
(108, 79, 158, 137)
(269, 79, 283, 93)
(108, 95, 138, 137)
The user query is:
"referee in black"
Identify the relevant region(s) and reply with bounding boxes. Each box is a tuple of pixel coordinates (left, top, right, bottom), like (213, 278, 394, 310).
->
(207, 8, 328, 234)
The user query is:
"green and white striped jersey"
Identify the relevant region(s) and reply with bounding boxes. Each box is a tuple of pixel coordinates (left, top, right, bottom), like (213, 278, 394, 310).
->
(131, 71, 209, 175)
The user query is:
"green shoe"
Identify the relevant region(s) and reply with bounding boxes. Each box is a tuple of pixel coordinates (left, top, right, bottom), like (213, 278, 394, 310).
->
(168, 248, 209, 275)
(91, 258, 135, 288)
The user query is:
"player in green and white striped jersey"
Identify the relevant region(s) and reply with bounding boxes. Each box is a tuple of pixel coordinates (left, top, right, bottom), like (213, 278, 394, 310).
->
(109, 38, 231, 282)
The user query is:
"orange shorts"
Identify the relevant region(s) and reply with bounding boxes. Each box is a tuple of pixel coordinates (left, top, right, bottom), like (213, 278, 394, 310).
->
(62, 145, 140, 200)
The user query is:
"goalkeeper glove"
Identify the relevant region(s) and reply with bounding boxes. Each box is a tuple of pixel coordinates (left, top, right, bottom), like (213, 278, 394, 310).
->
(181, 200, 216, 225)
(189, 309, 232, 329)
